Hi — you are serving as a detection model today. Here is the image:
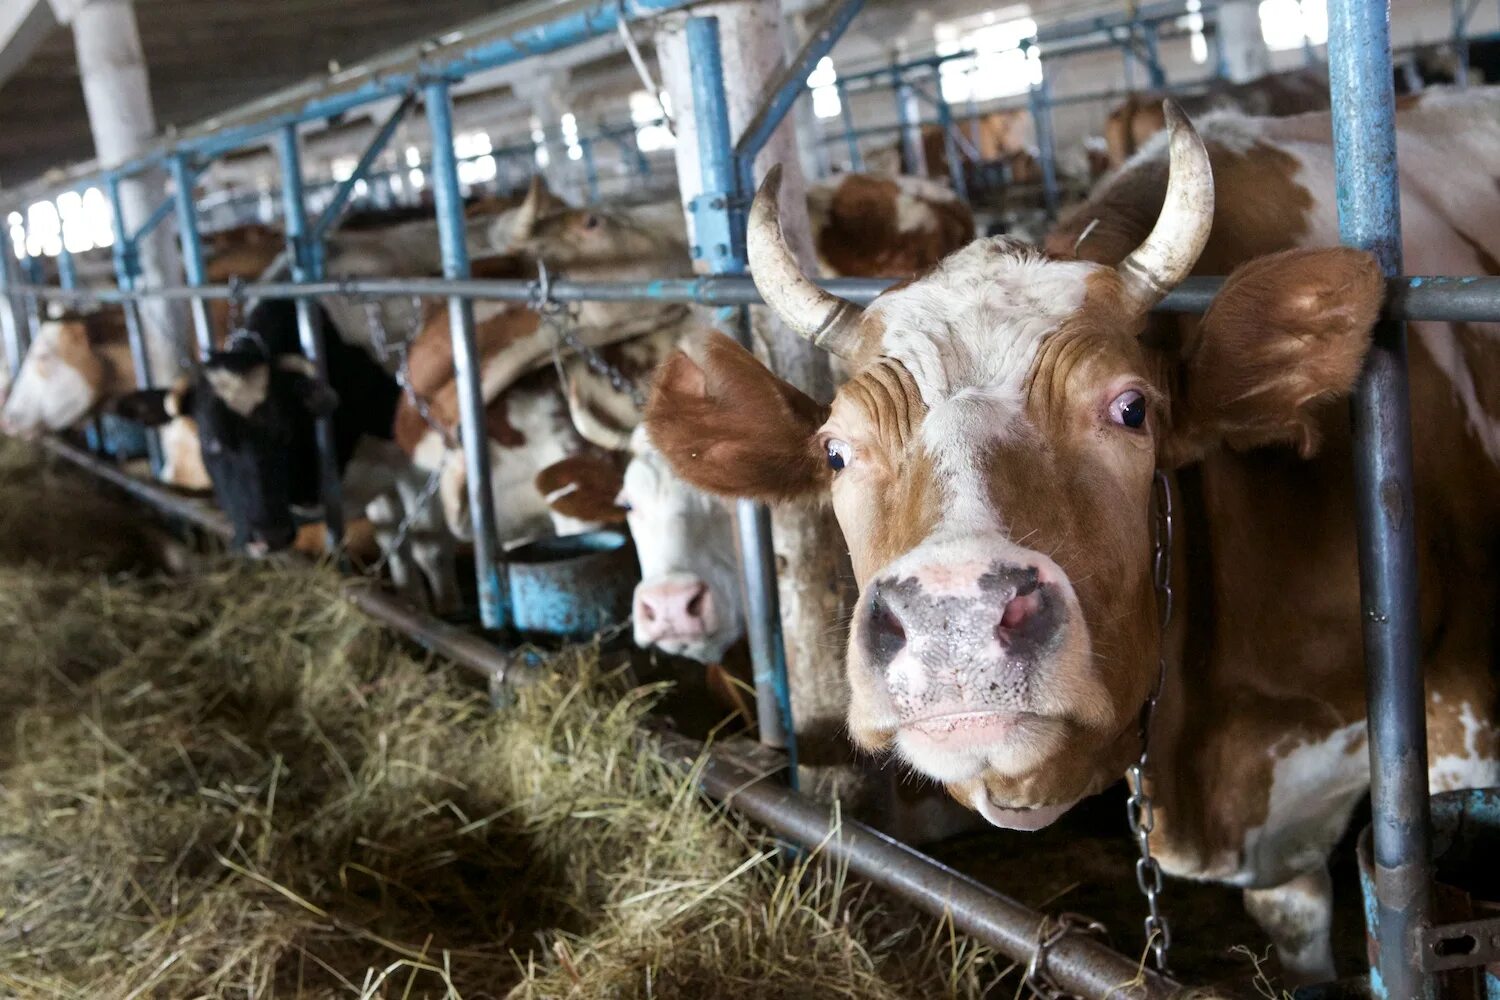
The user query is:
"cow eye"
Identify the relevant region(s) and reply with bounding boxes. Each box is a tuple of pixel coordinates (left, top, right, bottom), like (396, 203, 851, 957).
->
(1108, 389, 1147, 430)
(826, 439, 852, 472)
(615, 490, 632, 512)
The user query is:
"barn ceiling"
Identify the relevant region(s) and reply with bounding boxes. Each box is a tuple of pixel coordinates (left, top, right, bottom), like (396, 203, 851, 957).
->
(0, 0, 516, 186)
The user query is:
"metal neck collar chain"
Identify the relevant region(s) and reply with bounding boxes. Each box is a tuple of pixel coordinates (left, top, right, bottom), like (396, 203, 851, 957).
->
(1127, 469, 1174, 974)
(533, 259, 670, 410)
(1025, 471, 1175, 998)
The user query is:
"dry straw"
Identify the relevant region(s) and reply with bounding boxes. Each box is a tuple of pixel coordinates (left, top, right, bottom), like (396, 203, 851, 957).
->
(0, 440, 1001, 999)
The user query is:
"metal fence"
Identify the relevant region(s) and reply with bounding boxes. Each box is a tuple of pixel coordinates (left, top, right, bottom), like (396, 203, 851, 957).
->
(0, 0, 1486, 995)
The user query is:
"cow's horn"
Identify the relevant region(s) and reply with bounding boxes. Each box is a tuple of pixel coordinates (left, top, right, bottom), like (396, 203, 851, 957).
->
(747, 164, 864, 359)
(1115, 100, 1215, 313)
(510, 174, 548, 244)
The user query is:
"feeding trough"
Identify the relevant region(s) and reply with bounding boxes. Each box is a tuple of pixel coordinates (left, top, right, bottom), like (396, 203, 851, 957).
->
(505, 530, 638, 639)
(1359, 788, 1500, 999)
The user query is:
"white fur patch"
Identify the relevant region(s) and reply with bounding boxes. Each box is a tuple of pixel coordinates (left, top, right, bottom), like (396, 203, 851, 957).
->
(1, 322, 97, 434)
(1429, 700, 1500, 792)
(895, 196, 938, 235)
(206, 365, 270, 417)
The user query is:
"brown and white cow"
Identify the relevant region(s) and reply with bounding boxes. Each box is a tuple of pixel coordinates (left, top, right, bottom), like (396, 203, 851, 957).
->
(1103, 67, 1330, 168)
(643, 92, 1500, 983)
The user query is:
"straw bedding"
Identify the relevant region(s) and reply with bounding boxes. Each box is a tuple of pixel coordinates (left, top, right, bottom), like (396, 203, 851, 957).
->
(0, 440, 1005, 999)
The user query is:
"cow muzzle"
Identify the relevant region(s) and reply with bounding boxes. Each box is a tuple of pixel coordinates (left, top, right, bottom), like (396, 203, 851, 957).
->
(848, 541, 1102, 795)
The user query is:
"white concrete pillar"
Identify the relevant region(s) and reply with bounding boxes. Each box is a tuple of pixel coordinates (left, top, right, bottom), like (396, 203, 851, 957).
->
(513, 70, 576, 201)
(656, 2, 854, 788)
(1219, 0, 1272, 82)
(69, 0, 185, 381)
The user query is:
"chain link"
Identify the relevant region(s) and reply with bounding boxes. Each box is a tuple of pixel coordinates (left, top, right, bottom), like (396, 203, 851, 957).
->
(1124, 469, 1176, 975)
(532, 260, 648, 408)
(1024, 913, 1111, 999)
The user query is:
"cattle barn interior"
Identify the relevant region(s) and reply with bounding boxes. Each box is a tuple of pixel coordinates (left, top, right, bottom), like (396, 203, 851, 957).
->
(0, 0, 1495, 997)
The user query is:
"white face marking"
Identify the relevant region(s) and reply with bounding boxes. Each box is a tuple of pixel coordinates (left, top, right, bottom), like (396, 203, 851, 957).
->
(206, 365, 270, 417)
(623, 429, 743, 662)
(867, 240, 1096, 542)
(1, 322, 98, 434)
(895, 195, 937, 235)
(160, 417, 211, 491)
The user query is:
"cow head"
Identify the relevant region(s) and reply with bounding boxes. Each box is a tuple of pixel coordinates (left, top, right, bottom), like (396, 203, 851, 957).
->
(644, 103, 1385, 829)
(619, 427, 744, 663)
(1, 311, 123, 437)
(118, 306, 338, 555)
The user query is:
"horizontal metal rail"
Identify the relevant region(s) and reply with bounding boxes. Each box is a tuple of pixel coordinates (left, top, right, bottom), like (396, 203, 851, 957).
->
(14, 274, 1500, 322)
(39, 437, 234, 539)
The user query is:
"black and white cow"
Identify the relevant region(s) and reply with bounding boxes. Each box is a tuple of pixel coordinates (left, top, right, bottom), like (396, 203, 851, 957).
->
(117, 299, 458, 612)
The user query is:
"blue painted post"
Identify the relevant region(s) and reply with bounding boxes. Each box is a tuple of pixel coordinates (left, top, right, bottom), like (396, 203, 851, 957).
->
(581, 138, 600, 201)
(686, 15, 796, 766)
(930, 86, 969, 200)
(0, 242, 24, 379)
(425, 78, 509, 632)
(836, 80, 863, 170)
(1028, 75, 1060, 218)
(169, 154, 215, 358)
(106, 175, 163, 474)
(1453, 0, 1472, 88)
(1326, 1, 1433, 998)
(1142, 21, 1167, 87)
(56, 243, 78, 292)
(276, 125, 346, 549)
(892, 67, 927, 175)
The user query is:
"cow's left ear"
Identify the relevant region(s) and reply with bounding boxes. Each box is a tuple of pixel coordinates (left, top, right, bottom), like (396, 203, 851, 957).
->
(277, 356, 339, 417)
(1164, 248, 1384, 463)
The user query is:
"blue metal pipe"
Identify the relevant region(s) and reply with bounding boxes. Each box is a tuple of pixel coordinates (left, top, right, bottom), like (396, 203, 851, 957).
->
(733, 0, 865, 184)
(56, 245, 78, 291)
(1029, 75, 1061, 218)
(0, 246, 25, 378)
(687, 16, 796, 770)
(836, 80, 864, 170)
(580, 138, 600, 202)
(277, 125, 346, 550)
(169, 154, 215, 358)
(310, 94, 415, 244)
(106, 175, 163, 474)
(425, 78, 509, 632)
(1326, 2, 1433, 998)
(130, 191, 177, 244)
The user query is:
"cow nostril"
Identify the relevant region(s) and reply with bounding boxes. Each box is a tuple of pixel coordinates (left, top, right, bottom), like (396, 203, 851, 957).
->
(639, 599, 658, 622)
(1015, 565, 1041, 598)
(865, 589, 907, 665)
(997, 588, 1043, 638)
(686, 584, 706, 619)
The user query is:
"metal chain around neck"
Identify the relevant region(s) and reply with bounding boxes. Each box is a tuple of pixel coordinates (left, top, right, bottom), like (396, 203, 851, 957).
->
(1126, 469, 1175, 974)
(533, 260, 648, 409)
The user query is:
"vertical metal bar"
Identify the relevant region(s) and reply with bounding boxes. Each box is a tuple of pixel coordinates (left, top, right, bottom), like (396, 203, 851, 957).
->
(581, 138, 600, 201)
(688, 15, 796, 767)
(1142, 21, 1167, 86)
(836, 80, 863, 170)
(425, 78, 508, 632)
(56, 243, 78, 291)
(1453, 0, 1472, 88)
(17, 252, 42, 347)
(170, 154, 215, 358)
(1029, 74, 1060, 218)
(1325, 2, 1433, 998)
(106, 175, 163, 474)
(0, 243, 24, 379)
(277, 125, 346, 549)
(893, 68, 926, 176)
(931, 86, 968, 201)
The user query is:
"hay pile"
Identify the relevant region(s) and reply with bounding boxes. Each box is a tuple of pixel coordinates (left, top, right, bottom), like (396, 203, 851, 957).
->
(0, 442, 999, 999)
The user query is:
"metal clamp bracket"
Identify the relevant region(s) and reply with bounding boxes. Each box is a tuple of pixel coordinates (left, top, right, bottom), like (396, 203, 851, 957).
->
(1417, 916, 1500, 973)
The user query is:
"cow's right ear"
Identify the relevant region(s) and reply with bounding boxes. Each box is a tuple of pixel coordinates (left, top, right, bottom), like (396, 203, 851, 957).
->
(644, 331, 831, 503)
(112, 387, 188, 427)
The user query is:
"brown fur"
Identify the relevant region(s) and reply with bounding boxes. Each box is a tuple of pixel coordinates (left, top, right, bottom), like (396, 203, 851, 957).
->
(644, 333, 829, 503)
(816, 176, 974, 279)
(534, 451, 626, 524)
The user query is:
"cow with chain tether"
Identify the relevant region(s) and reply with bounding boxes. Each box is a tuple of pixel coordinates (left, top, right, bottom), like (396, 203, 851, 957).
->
(642, 92, 1500, 983)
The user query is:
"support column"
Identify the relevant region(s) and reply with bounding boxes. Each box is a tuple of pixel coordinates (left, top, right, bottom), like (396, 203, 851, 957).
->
(1217, 0, 1272, 83)
(657, 0, 855, 787)
(69, 0, 186, 384)
(513, 70, 574, 199)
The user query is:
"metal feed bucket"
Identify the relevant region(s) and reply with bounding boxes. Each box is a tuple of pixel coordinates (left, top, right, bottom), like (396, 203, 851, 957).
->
(505, 530, 638, 638)
(1358, 788, 1500, 999)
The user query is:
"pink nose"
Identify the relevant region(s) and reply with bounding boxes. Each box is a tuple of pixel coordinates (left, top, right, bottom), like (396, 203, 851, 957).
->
(634, 578, 717, 644)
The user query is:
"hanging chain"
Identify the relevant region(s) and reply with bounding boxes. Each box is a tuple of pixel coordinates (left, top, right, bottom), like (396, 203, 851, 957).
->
(359, 296, 450, 575)
(1126, 469, 1175, 974)
(532, 260, 647, 408)
(1024, 914, 1111, 1000)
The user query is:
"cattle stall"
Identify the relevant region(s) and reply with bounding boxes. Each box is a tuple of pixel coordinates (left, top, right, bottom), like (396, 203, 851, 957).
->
(0, 0, 1492, 996)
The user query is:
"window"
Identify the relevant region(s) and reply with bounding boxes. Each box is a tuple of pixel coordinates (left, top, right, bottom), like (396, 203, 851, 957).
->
(25, 201, 62, 258)
(81, 187, 113, 249)
(1180, 0, 1209, 64)
(8, 187, 117, 259)
(455, 130, 497, 184)
(559, 113, 584, 162)
(935, 10, 1042, 105)
(808, 56, 842, 119)
(1259, 0, 1327, 51)
(631, 90, 674, 152)
(330, 156, 358, 182)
